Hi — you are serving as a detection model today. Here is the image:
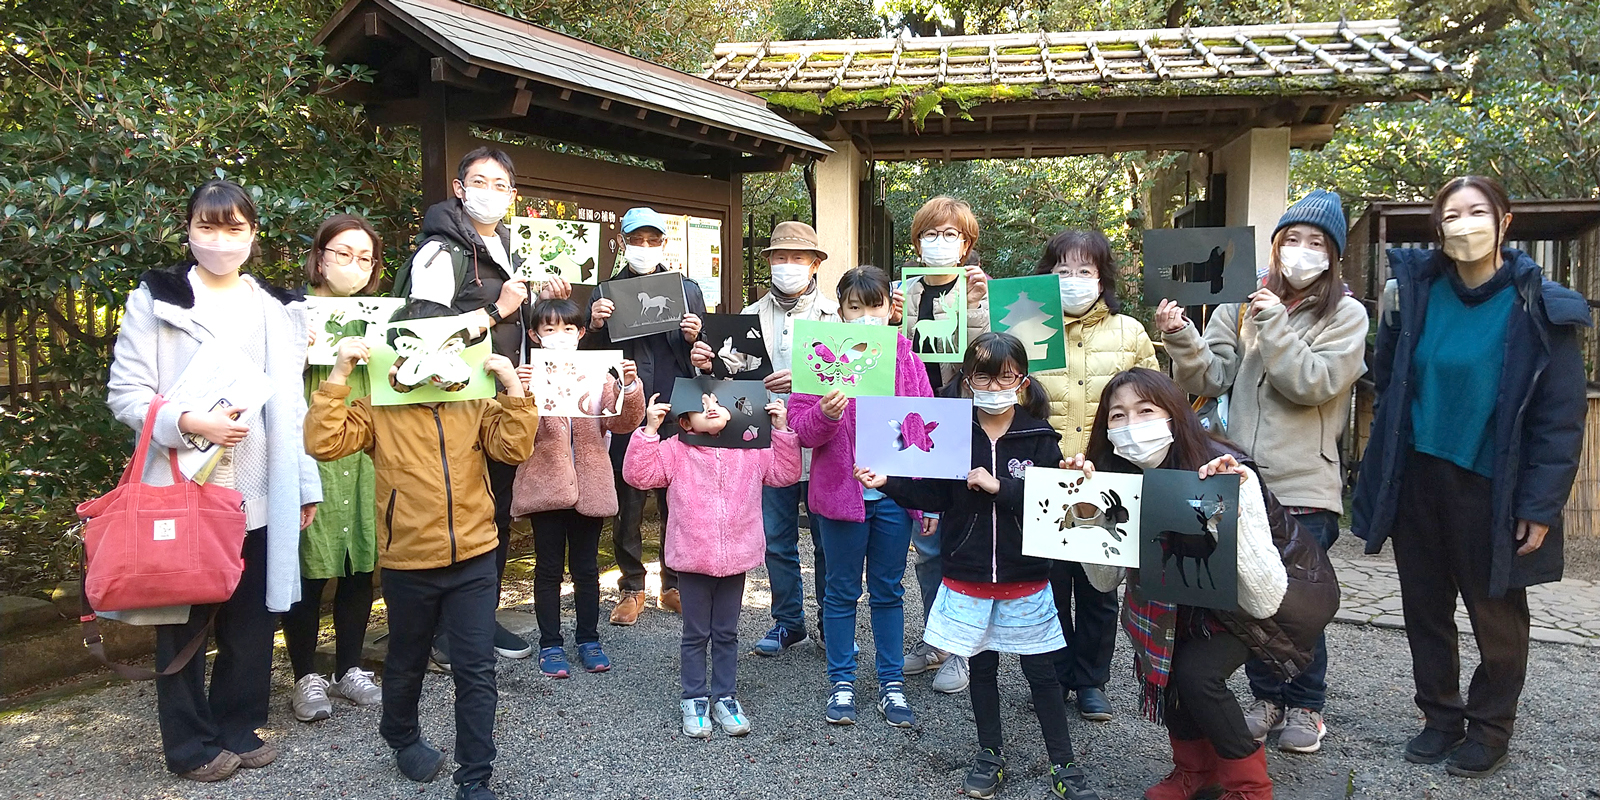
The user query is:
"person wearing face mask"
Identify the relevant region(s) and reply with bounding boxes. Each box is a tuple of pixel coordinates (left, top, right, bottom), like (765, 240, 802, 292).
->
(106, 180, 323, 782)
(1068, 368, 1338, 800)
(1027, 229, 1157, 723)
(1352, 176, 1591, 778)
(1156, 190, 1368, 754)
(894, 196, 992, 395)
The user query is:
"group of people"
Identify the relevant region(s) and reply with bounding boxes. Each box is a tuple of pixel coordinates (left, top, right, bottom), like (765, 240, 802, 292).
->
(103, 142, 1591, 800)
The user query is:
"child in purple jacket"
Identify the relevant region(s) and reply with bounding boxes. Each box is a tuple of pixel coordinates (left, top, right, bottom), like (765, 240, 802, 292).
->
(789, 265, 934, 728)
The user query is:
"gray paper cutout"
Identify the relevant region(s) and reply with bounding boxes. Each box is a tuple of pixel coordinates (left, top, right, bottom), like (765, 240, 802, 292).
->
(669, 376, 771, 449)
(602, 272, 687, 341)
(1141, 227, 1257, 306)
(1136, 468, 1240, 611)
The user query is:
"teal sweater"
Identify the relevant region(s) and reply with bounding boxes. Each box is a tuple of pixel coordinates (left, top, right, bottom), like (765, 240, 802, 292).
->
(1410, 268, 1516, 476)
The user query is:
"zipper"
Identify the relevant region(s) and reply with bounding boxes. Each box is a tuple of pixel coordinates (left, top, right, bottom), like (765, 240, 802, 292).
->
(432, 407, 457, 563)
(385, 489, 397, 549)
(989, 436, 999, 582)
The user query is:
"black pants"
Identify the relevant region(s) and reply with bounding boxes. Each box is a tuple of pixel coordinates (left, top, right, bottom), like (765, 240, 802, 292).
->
(1165, 629, 1257, 760)
(1050, 560, 1119, 690)
(529, 509, 602, 649)
(678, 571, 746, 700)
(155, 528, 275, 774)
(1393, 451, 1531, 749)
(970, 649, 1077, 765)
(488, 457, 517, 592)
(380, 552, 498, 786)
(613, 469, 676, 593)
(281, 569, 374, 680)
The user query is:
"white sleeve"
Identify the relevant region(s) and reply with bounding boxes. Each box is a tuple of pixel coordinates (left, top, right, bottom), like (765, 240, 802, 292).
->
(1083, 563, 1125, 594)
(408, 241, 457, 308)
(1235, 467, 1289, 619)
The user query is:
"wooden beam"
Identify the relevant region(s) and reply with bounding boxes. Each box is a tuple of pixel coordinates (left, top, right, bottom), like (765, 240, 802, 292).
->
(430, 57, 484, 91)
(522, 86, 784, 158)
(865, 124, 1250, 156)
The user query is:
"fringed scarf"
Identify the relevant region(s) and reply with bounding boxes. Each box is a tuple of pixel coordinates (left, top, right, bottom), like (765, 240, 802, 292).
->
(1122, 588, 1178, 724)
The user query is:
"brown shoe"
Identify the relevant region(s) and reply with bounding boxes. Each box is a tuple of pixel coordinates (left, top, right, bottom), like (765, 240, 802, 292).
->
(659, 588, 681, 614)
(180, 750, 240, 782)
(610, 591, 646, 626)
(236, 742, 278, 769)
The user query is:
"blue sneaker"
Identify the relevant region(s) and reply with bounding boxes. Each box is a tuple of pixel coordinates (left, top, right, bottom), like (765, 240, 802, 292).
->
(538, 647, 569, 679)
(825, 682, 857, 724)
(752, 624, 808, 656)
(878, 681, 915, 728)
(576, 642, 611, 673)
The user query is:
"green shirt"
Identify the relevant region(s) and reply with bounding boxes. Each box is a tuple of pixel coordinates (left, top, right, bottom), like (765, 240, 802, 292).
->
(1410, 274, 1515, 477)
(300, 365, 377, 578)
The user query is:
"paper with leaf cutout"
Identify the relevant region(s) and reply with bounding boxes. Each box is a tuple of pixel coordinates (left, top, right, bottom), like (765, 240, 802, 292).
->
(512, 216, 602, 285)
(303, 296, 406, 366)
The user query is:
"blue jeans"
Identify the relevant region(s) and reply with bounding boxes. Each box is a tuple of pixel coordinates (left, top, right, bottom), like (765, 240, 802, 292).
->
(762, 481, 826, 632)
(814, 498, 914, 685)
(911, 520, 941, 624)
(1245, 510, 1340, 711)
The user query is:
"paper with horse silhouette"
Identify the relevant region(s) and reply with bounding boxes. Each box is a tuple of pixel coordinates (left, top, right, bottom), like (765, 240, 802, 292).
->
(790, 319, 898, 399)
(512, 216, 601, 285)
(599, 271, 687, 341)
(303, 296, 405, 366)
(900, 269, 967, 363)
(1140, 227, 1257, 307)
(701, 313, 772, 381)
(1021, 467, 1143, 568)
(1135, 468, 1240, 611)
(853, 396, 972, 480)
(523, 349, 625, 418)
(668, 376, 770, 449)
(988, 275, 1067, 372)
(367, 316, 495, 407)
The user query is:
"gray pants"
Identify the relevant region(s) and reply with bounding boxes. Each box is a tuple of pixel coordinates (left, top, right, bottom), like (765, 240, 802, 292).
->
(678, 571, 746, 700)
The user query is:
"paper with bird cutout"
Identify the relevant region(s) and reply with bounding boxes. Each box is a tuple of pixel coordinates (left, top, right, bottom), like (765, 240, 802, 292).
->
(988, 275, 1067, 372)
(700, 313, 772, 381)
(523, 349, 626, 418)
(1135, 468, 1240, 611)
(790, 319, 898, 399)
(853, 395, 971, 480)
(1022, 466, 1144, 568)
(512, 216, 601, 285)
(668, 376, 771, 449)
(597, 271, 688, 342)
(901, 268, 967, 364)
(367, 315, 496, 406)
(1141, 227, 1257, 306)
(303, 296, 406, 366)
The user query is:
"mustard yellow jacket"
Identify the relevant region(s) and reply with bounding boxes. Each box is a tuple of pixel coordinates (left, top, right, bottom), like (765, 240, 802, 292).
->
(1032, 301, 1158, 457)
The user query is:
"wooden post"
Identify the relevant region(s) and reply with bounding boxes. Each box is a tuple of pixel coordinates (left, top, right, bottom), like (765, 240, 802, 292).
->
(419, 81, 472, 208)
(722, 171, 743, 312)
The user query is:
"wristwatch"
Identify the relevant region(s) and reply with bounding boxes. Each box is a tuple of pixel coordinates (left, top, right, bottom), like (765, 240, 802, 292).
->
(485, 302, 504, 323)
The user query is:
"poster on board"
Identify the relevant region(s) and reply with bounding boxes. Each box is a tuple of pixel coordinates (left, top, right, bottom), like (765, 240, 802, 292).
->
(686, 216, 723, 310)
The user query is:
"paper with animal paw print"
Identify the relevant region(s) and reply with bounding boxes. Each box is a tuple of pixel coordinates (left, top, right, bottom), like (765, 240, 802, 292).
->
(1022, 466, 1144, 568)
(303, 296, 406, 366)
(523, 350, 626, 418)
(790, 319, 898, 399)
(366, 316, 495, 407)
(853, 395, 971, 479)
(1135, 468, 1240, 611)
(900, 268, 967, 364)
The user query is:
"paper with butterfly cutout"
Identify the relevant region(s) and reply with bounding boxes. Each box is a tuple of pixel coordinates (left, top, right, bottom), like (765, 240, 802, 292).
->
(523, 349, 626, 418)
(668, 376, 771, 449)
(700, 313, 772, 381)
(367, 315, 496, 406)
(790, 319, 898, 399)
(853, 395, 972, 480)
(1021, 466, 1144, 568)
(303, 296, 406, 366)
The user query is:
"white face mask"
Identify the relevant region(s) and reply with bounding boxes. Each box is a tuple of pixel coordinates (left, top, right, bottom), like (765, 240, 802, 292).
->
(461, 187, 512, 226)
(190, 239, 252, 275)
(623, 245, 663, 273)
(1278, 246, 1330, 289)
(920, 238, 963, 268)
(770, 261, 812, 295)
(970, 387, 1017, 414)
(848, 312, 887, 326)
(1058, 277, 1100, 316)
(539, 332, 579, 351)
(1108, 418, 1175, 469)
(1441, 217, 1499, 264)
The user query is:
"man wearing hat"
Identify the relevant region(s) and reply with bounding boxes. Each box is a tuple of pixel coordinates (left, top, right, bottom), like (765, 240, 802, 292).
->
(588, 207, 708, 625)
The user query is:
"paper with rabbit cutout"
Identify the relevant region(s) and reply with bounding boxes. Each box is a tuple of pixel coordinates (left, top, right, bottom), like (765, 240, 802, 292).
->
(1141, 227, 1257, 307)
(1136, 468, 1240, 611)
(853, 396, 972, 480)
(988, 275, 1067, 372)
(511, 216, 601, 285)
(303, 296, 406, 366)
(700, 313, 772, 381)
(790, 319, 898, 399)
(523, 349, 625, 418)
(669, 376, 770, 449)
(1022, 467, 1144, 568)
(900, 268, 967, 364)
(367, 316, 495, 406)
(597, 271, 687, 341)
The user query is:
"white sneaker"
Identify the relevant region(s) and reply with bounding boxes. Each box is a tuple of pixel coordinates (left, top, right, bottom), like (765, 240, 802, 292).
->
(903, 641, 948, 676)
(712, 696, 752, 736)
(291, 673, 332, 722)
(931, 654, 970, 693)
(1244, 698, 1286, 741)
(680, 697, 713, 738)
(329, 667, 382, 707)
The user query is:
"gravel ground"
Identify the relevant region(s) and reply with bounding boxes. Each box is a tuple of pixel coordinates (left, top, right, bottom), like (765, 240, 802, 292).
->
(2, 536, 1598, 800)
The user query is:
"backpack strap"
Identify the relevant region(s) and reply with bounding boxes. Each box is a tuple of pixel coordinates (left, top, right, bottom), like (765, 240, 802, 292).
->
(390, 235, 469, 301)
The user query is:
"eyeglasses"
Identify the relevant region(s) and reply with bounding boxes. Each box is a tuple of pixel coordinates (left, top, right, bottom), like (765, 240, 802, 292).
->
(919, 230, 964, 244)
(625, 235, 666, 247)
(1054, 263, 1099, 279)
(969, 373, 1024, 390)
(463, 177, 513, 193)
(323, 247, 374, 269)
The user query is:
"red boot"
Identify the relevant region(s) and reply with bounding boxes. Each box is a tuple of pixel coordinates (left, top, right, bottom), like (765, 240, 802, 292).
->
(1145, 736, 1222, 800)
(1215, 744, 1273, 800)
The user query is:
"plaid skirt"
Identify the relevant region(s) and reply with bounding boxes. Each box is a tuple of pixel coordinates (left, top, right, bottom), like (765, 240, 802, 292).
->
(924, 583, 1066, 657)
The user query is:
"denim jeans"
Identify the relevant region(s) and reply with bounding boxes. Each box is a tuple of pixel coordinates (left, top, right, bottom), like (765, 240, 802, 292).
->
(762, 481, 826, 632)
(814, 497, 914, 685)
(911, 520, 941, 625)
(1245, 509, 1340, 711)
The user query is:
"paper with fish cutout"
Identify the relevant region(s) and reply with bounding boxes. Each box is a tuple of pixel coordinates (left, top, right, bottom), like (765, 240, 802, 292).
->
(668, 376, 771, 449)
(1136, 468, 1240, 611)
(1021, 466, 1144, 568)
(901, 268, 967, 364)
(303, 296, 406, 366)
(853, 395, 972, 480)
(597, 271, 688, 342)
(523, 349, 626, 418)
(368, 315, 495, 407)
(512, 216, 601, 285)
(1141, 227, 1257, 306)
(790, 319, 898, 399)
(988, 275, 1067, 372)
(700, 313, 772, 381)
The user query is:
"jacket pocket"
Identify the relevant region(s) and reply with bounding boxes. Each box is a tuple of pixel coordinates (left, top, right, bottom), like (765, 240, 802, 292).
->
(385, 489, 397, 549)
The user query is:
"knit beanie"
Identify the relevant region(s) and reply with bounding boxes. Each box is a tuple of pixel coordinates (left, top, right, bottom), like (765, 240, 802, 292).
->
(1273, 190, 1347, 256)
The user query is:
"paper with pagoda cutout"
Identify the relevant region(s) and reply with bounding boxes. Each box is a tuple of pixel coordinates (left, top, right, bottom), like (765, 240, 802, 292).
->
(790, 319, 898, 399)
(988, 275, 1067, 372)
(901, 268, 967, 363)
(368, 315, 495, 407)
(853, 395, 972, 480)
(523, 349, 626, 418)
(512, 216, 601, 285)
(1022, 466, 1143, 568)
(303, 296, 406, 366)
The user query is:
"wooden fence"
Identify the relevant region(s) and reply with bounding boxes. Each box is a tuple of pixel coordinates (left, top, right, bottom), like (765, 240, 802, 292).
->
(0, 291, 116, 406)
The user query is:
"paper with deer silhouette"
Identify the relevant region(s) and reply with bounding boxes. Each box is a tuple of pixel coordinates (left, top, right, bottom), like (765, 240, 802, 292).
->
(1021, 467, 1143, 568)
(901, 268, 968, 363)
(523, 349, 625, 418)
(1135, 468, 1240, 611)
(790, 319, 898, 399)
(700, 313, 772, 381)
(598, 271, 688, 341)
(853, 396, 972, 480)
(511, 216, 601, 285)
(1141, 227, 1257, 307)
(668, 376, 770, 449)
(367, 316, 495, 407)
(303, 296, 406, 366)
(988, 275, 1067, 372)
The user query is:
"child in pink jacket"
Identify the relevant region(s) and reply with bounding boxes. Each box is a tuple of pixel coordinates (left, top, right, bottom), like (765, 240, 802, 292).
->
(623, 389, 801, 739)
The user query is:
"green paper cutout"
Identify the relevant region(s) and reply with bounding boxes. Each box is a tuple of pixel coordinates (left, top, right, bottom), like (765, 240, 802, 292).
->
(791, 319, 899, 398)
(988, 274, 1067, 372)
(367, 316, 496, 407)
(900, 268, 967, 363)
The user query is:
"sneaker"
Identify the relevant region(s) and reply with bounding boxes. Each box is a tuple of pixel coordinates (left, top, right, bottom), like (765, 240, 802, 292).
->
(493, 623, 533, 659)
(538, 646, 570, 679)
(431, 633, 451, 673)
(712, 696, 752, 736)
(1074, 686, 1113, 722)
(878, 681, 915, 728)
(236, 742, 278, 769)
(931, 654, 970, 694)
(681, 697, 713, 738)
(610, 591, 646, 626)
(962, 749, 1006, 799)
(1405, 727, 1466, 765)
(179, 750, 240, 783)
(455, 779, 498, 800)
(752, 624, 808, 656)
(903, 641, 948, 675)
(1278, 707, 1327, 753)
(659, 587, 682, 614)
(825, 681, 857, 724)
(1048, 763, 1103, 800)
(291, 673, 333, 722)
(329, 667, 382, 707)
(1446, 739, 1510, 778)
(394, 738, 446, 783)
(576, 642, 611, 673)
(1242, 698, 1285, 741)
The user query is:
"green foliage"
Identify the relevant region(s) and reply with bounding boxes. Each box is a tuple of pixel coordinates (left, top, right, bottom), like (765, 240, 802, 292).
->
(761, 0, 882, 41)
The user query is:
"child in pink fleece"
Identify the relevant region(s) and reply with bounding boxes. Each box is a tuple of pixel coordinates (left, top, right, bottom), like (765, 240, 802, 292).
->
(622, 390, 801, 739)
